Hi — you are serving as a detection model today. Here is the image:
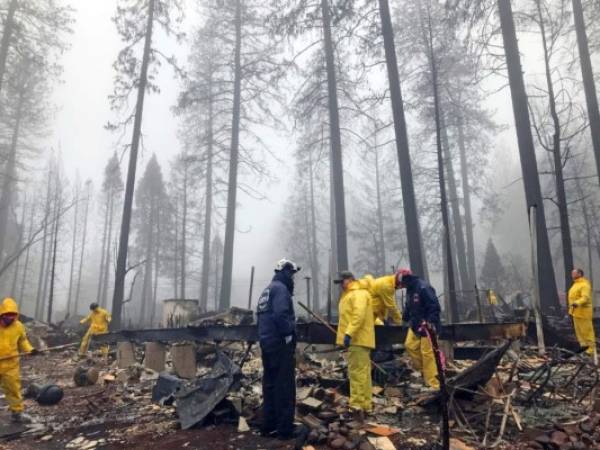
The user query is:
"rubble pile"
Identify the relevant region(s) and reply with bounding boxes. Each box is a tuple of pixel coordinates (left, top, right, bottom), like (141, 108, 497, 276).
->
(523, 413, 600, 450)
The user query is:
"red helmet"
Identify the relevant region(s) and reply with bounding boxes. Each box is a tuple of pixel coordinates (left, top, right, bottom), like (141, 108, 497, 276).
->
(395, 268, 412, 287)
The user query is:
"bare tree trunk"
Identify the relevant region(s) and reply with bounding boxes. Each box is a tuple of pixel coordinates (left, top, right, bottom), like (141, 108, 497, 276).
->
(10, 198, 26, 296)
(321, 0, 349, 272)
(572, 0, 600, 186)
(219, 0, 242, 311)
(456, 113, 476, 284)
(180, 161, 187, 300)
(35, 168, 52, 320)
(18, 203, 34, 303)
(112, 0, 155, 329)
(0, 87, 24, 263)
(426, 8, 458, 322)
(151, 209, 160, 325)
(173, 199, 178, 298)
(40, 173, 58, 319)
(441, 114, 469, 294)
(100, 193, 115, 307)
(497, 0, 560, 311)
(96, 195, 110, 304)
(66, 180, 80, 315)
(373, 127, 386, 275)
(140, 198, 155, 326)
(575, 177, 594, 291)
(378, 0, 427, 277)
(0, 0, 17, 95)
(47, 195, 60, 324)
(200, 74, 214, 312)
(536, 0, 573, 293)
(74, 181, 91, 314)
(214, 238, 222, 311)
(308, 148, 321, 310)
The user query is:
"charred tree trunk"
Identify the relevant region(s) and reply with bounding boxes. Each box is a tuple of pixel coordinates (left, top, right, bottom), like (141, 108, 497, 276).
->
(100, 193, 115, 307)
(378, 0, 427, 277)
(373, 128, 387, 275)
(112, 0, 155, 329)
(200, 75, 214, 312)
(0, 87, 24, 263)
(47, 197, 60, 324)
(18, 203, 34, 302)
(427, 10, 458, 322)
(173, 199, 178, 299)
(441, 114, 469, 294)
(456, 113, 476, 284)
(96, 194, 110, 304)
(572, 0, 600, 186)
(497, 0, 559, 311)
(219, 0, 242, 311)
(35, 169, 53, 320)
(536, 0, 573, 293)
(180, 162, 187, 300)
(74, 181, 91, 314)
(10, 199, 26, 296)
(321, 0, 349, 271)
(151, 209, 160, 325)
(140, 198, 155, 326)
(0, 0, 17, 95)
(308, 149, 321, 310)
(66, 181, 80, 315)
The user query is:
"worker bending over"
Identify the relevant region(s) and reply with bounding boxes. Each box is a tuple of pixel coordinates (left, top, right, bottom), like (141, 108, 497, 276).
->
(0, 297, 37, 423)
(568, 268, 596, 356)
(359, 273, 403, 325)
(336, 271, 375, 416)
(79, 303, 111, 357)
(398, 269, 442, 390)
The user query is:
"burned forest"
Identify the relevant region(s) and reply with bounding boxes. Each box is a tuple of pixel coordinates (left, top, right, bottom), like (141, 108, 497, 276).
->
(0, 0, 599, 449)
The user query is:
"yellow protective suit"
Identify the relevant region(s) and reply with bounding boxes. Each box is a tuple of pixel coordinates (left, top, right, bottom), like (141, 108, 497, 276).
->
(404, 328, 439, 389)
(359, 275, 402, 324)
(0, 298, 33, 413)
(336, 281, 375, 411)
(79, 307, 111, 356)
(568, 277, 596, 355)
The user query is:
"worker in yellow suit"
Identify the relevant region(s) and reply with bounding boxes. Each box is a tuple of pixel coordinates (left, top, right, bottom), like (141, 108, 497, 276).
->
(79, 303, 111, 357)
(0, 297, 37, 423)
(568, 269, 596, 356)
(335, 271, 375, 415)
(359, 274, 403, 325)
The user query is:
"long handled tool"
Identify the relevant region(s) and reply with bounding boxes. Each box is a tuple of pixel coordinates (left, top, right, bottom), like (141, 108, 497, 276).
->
(0, 341, 80, 362)
(297, 301, 387, 376)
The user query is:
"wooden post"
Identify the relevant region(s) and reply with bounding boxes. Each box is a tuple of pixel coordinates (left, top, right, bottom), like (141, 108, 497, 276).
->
(247, 265, 255, 310)
(305, 276, 311, 311)
(529, 206, 545, 355)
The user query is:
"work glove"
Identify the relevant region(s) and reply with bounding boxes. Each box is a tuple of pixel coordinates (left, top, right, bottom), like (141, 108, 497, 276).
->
(29, 349, 40, 356)
(343, 334, 351, 348)
(284, 335, 293, 345)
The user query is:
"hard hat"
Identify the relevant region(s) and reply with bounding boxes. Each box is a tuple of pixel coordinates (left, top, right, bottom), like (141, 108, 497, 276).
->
(275, 258, 301, 272)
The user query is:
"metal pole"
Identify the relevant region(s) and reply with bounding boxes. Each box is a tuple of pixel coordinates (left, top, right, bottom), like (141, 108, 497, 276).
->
(305, 276, 311, 311)
(529, 206, 545, 355)
(247, 266, 255, 310)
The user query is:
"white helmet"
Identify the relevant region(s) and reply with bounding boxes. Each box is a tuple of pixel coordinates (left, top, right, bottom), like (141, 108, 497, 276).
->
(275, 258, 301, 272)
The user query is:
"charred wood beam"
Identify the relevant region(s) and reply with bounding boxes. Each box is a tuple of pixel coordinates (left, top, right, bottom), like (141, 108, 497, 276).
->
(93, 322, 526, 347)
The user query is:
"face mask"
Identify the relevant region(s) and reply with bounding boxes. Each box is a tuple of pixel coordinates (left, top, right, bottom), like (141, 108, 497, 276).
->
(0, 315, 16, 327)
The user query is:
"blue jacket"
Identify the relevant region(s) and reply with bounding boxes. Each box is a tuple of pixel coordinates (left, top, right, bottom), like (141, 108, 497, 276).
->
(256, 272, 296, 352)
(402, 275, 442, 336)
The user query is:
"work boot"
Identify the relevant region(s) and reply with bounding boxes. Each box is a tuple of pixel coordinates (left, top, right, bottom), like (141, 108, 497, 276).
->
(11, 412, 33, 424)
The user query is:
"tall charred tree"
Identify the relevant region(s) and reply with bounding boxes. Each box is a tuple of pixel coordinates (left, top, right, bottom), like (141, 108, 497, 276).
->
(496, 0, 559, 311)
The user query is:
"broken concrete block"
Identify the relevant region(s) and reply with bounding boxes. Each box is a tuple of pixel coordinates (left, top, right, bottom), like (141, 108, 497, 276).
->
(143, 342, 166, 372)
(302, 397, 323, 410)
(238, 417, 250, 432)
(367, 436, 396, 450)
(171, 343, 197, 379)
(117, 342, 136, 368)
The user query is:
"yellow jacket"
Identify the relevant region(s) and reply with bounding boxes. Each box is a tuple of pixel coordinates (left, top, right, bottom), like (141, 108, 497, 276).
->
(568, 277, 593, 319)
(0, 298, 33, 371)
(336, 281, 375, 349)
(81, 307, 111, 333)
(359, 275, 402, 324)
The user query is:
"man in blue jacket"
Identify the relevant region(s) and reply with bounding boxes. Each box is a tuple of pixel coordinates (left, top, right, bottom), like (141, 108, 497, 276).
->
(398, 269, 442, 389)
(256, 258, 300, 440)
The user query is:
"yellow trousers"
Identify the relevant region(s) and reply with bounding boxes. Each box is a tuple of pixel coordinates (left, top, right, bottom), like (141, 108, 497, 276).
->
(0, 364, 23, 412)
(79, 329, 109, 356)
(347, 346, 372, 412)
(405, 328, 439, 389)
(573, 317, 596, 355)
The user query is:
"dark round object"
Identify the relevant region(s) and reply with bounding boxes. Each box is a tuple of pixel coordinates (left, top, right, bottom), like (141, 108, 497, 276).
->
(36, 384, 63, 406)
